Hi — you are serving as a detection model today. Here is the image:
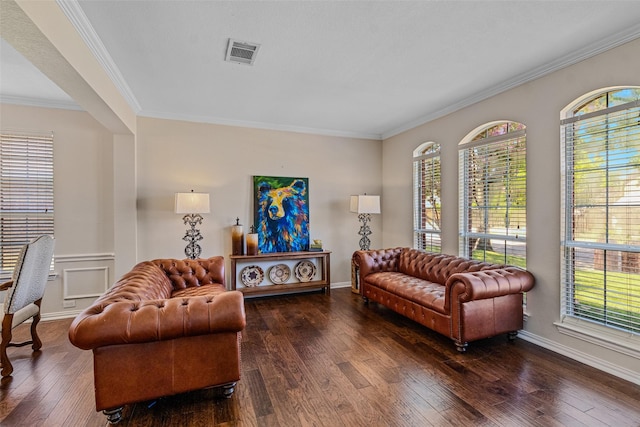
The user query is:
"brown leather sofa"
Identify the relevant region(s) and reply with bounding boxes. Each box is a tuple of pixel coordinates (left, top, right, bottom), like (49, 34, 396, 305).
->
(353, 248, 534, 352)
(68, 256, 246, 424)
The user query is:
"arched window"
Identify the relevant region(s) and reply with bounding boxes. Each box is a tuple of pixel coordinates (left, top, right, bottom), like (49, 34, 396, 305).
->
(561, 87, 640, 335)
(459, 121, 526, 267)
(413, 142, 441, 252)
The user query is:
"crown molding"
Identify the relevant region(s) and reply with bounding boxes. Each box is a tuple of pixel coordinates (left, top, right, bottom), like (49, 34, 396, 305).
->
(0, 95, 82, 111)
(139, 110, 383, 141)
(56, 0, 142, 113)
(48, 2, 640, 141)
(382, 23, 640, 140)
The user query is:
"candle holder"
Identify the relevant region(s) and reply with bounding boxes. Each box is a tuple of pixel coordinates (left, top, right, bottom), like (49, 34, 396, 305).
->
(246, 225, 258, 255)
(231, 217, 244, 255)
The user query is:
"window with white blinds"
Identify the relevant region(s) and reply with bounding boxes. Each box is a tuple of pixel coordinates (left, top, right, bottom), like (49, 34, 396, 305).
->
(459, 122, 526, 267)
(0, 132, 54, 279)
(561, 88, 640, 335)
(413, 142, 441, 252)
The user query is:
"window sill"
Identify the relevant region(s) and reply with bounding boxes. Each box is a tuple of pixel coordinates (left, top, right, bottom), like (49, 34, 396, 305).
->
(554, 317, 640, 359)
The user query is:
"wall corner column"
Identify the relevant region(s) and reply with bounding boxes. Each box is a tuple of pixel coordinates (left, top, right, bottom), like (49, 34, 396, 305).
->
(113, 134, 137, 278)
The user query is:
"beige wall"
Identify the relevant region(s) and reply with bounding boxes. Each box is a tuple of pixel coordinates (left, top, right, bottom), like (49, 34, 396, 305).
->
(381, 37, 640, 383)
(136, 116, 382, 286)
(0, 104, 381, 316)
(0, 103, 117, 317)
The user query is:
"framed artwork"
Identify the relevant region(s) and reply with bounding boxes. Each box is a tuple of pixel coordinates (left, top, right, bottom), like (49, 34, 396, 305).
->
(254, 176, 309, 253)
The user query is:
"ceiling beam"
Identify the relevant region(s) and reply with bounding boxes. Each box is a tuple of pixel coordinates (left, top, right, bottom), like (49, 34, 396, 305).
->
(0, 0, 135, 135)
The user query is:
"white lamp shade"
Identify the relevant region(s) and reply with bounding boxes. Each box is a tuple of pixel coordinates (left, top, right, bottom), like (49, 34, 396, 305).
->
(350, 195, 380, 214)
(175, 192, 210, 214)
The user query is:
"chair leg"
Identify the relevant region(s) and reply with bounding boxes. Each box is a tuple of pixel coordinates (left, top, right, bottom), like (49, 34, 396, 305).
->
(31, 300, 43, 351)
(1, 314, 14, 377)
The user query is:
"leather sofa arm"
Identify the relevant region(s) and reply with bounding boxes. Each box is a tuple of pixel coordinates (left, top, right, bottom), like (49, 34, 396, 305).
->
(69, 291, 246, 350)
(353, 247, 403, 279)
(446, 267, 535, 306)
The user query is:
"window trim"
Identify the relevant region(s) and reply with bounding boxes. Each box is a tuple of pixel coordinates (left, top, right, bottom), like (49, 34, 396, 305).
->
(559, 87, 640, 350)
(413, 142, 441, 252)
(554, 316, 640, 359)
(458, 122, 527, 266)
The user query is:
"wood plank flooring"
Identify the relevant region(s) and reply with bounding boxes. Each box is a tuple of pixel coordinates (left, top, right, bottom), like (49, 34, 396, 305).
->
(1, 287, 639, 426)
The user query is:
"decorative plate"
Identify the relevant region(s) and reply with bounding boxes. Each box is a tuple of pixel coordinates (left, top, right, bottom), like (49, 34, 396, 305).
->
(240, 265, 264, 287)
(294, 260, 316, 282)
(269, 264, 291, 284)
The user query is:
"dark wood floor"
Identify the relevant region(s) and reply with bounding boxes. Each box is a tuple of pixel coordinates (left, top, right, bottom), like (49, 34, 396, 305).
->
(1, 288, 639, 426)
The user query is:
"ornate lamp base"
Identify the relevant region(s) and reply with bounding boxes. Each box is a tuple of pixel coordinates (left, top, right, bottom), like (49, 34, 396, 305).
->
(182, 213, 204, 259)
(357, 213, 372, 251)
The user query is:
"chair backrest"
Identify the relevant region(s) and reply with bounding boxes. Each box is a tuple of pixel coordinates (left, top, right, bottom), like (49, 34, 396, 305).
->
(3, 235, 55, 315)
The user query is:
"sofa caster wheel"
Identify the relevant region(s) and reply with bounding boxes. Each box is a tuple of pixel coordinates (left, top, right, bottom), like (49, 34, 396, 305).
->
(362, 296, 369, 304)
(455, 341, 468, 353)
(222, 382, 236, 398)
(103, 407, 123, 424)
(507, 331, 518, 342)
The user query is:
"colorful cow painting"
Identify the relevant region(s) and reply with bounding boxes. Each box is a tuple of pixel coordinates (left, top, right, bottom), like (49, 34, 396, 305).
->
(254, 176, 309, 253)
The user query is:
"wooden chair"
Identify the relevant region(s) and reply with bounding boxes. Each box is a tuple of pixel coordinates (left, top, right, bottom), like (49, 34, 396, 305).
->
(0, 235, 55, 377)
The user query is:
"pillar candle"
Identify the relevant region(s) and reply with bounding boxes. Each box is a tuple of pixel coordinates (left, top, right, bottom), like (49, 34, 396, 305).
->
(246, 233, 258, 255)
(231, 224, 244, 255)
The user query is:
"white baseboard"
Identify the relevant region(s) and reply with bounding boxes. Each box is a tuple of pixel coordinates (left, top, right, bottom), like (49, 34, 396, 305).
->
(519, 330, 640, 386)
(330, 281, 351, 289)
(41, 310, 82, 322)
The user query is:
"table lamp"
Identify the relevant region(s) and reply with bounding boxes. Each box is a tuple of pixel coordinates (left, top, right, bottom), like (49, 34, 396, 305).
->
(175, 190, 210, 259)
(350, 194, 380, 250)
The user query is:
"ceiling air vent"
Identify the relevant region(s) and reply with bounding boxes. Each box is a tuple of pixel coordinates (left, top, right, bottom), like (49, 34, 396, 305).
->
(225, 39, 260, 66)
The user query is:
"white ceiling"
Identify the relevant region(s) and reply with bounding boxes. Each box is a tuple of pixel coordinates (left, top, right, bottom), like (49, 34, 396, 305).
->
(2, 1, 640, 139)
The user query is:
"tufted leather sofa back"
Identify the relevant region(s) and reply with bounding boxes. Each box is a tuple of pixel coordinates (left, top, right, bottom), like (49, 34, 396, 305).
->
(398, 248, 502, 285)
(94, 262, 173, 304)
(80, 256, 226, 309)
(151, 256, 225, 291)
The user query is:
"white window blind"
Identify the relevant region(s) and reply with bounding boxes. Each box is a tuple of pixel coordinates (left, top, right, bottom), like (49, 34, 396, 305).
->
(0, 132, 54, 279)
(561, 89, 640, 335)
(413, 143, 441, 252)
(459, 123, 526, 267)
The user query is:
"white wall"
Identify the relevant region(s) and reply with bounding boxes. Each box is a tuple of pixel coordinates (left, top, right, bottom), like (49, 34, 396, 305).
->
(381, 38, 640, 383)
(0, 103, 117, 317)
(136, 116, 382, 286)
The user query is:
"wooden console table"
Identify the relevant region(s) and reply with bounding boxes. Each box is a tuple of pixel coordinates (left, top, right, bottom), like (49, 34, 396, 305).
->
(230, 251, 331, 297)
